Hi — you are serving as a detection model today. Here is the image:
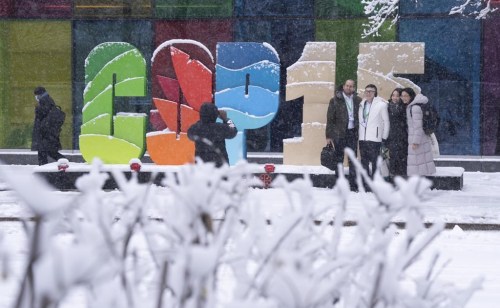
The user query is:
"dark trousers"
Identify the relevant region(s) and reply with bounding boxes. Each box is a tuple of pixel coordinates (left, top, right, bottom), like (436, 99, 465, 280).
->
(387, 145, 407, 177)
(359, 140, 382, 178)
(333, 128, 358, 186)
(38, 150, 65, 166)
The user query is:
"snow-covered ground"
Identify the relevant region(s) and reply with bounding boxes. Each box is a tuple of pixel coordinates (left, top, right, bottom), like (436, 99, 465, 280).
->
(1, 222, 500, 307)
(1, 166, 500, 307)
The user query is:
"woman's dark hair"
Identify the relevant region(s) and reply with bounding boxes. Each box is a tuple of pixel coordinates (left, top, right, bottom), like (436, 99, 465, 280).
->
(365, 84, 378, 97)
(389, 88, 403, 102)
(402, 87, 416, 103)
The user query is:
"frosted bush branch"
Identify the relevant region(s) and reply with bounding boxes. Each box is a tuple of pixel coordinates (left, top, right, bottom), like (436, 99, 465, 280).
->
(449, 0, 498, 18)
(362, 0, 496, 38)
(361, 0, 400, 38)
(0, 159, 482, 308)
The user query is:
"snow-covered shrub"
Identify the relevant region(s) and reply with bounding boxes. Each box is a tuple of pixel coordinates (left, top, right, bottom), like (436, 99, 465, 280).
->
(0, 156, 482, 308)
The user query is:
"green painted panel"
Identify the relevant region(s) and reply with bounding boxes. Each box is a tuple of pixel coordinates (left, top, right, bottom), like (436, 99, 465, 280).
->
(155, 0, 232, 18)
(0, 21, 72, 149)
(115, 77, 147, 97)
(81, 78, 146, 125)
(81, 42, 147, 164)
(315, 19, 396, 87)
(113, 113, 146, 151)
(81, 113, 112, 135)
(83, 89, 113, 123)
(79, 134, 142, 164)
(85, 42, 136, 83)
(0, 23, 8, 148)
(84, 47, 146, 103)
(315, 0, 364, 18)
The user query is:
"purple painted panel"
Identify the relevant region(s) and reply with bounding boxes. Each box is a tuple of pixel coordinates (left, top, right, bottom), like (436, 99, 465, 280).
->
(13, 0, 71, 18)
(482, 17, 500, 155)
(0, 0, 14, 17)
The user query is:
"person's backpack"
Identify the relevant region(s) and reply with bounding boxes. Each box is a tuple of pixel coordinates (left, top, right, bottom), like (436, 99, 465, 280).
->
(52, 105, 66, 130)
(411, 103, 440, 135)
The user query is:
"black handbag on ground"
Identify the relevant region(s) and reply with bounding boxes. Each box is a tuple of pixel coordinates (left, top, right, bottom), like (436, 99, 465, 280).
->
(321, 143, 336, 171)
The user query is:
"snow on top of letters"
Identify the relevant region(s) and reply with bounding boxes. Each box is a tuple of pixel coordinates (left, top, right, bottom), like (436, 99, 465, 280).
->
(152, 39, 214, 63)
(262, 42, 280, 61)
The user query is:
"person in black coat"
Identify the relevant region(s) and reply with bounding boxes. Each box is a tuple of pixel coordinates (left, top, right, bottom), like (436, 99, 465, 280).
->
(187, 102, 238, 167)
(31, 87, 66, 165)
(386, 88, 408, 178)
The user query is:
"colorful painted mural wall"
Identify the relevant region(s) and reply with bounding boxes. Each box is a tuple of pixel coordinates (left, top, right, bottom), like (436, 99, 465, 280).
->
(0, 0, 499, 156)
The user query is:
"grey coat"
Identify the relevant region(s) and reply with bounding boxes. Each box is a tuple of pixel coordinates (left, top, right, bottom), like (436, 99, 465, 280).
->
(406, 94, 436, 176)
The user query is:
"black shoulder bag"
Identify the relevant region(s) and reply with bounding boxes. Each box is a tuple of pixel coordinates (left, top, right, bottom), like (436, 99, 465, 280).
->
(321, 143, 336, 171)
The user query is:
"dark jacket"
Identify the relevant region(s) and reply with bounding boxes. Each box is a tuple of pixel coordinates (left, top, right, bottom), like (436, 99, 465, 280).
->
(386, 101, 408, 150)
(187, 104, 238, 167)
(325, 89, 361, 140)
(31, 93, 62, 152)
(386, 100, 408, 176)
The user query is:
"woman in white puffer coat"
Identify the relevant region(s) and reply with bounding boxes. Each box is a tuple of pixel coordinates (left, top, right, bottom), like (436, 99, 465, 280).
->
(401, 88, 436, 176)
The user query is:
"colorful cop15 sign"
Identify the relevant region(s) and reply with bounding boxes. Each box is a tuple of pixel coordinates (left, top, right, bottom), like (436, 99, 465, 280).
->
(80, 41, 424, 166)
(79, 41, 280, 165)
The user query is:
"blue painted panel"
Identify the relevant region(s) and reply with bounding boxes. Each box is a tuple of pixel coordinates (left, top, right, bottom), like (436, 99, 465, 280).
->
(234, 19, 314, 151)
(226, 131, 245, 166)
(234, 0, 314, 17)
(399, 18, 481, 155)
(216, 43, 280, 68)
(215, 63, 280, 92)
(400, 0, 476, 15)
(216, 85, 278, 117)
(216, 42, 280, 164)
(234, 19, 314, 68)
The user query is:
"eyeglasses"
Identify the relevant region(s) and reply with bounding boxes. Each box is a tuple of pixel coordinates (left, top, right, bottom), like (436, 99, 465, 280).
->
(365, 90, 376, 93)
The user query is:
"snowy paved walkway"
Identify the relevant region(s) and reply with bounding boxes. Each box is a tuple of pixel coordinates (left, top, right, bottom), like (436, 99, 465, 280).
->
(1, 168, 500, 225)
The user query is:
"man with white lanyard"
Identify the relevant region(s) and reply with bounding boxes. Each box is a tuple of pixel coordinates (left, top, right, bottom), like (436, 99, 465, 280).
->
(326, 80, 362, 190)
(358, 84, 390, 181)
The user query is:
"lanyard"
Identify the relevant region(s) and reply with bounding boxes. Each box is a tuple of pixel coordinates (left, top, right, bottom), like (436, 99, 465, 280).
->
(363, 102, 372, 120)
(344, 95, 354, 122)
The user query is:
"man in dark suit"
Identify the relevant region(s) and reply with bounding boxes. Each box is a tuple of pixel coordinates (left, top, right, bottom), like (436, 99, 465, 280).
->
(325, 80, 362, 189)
